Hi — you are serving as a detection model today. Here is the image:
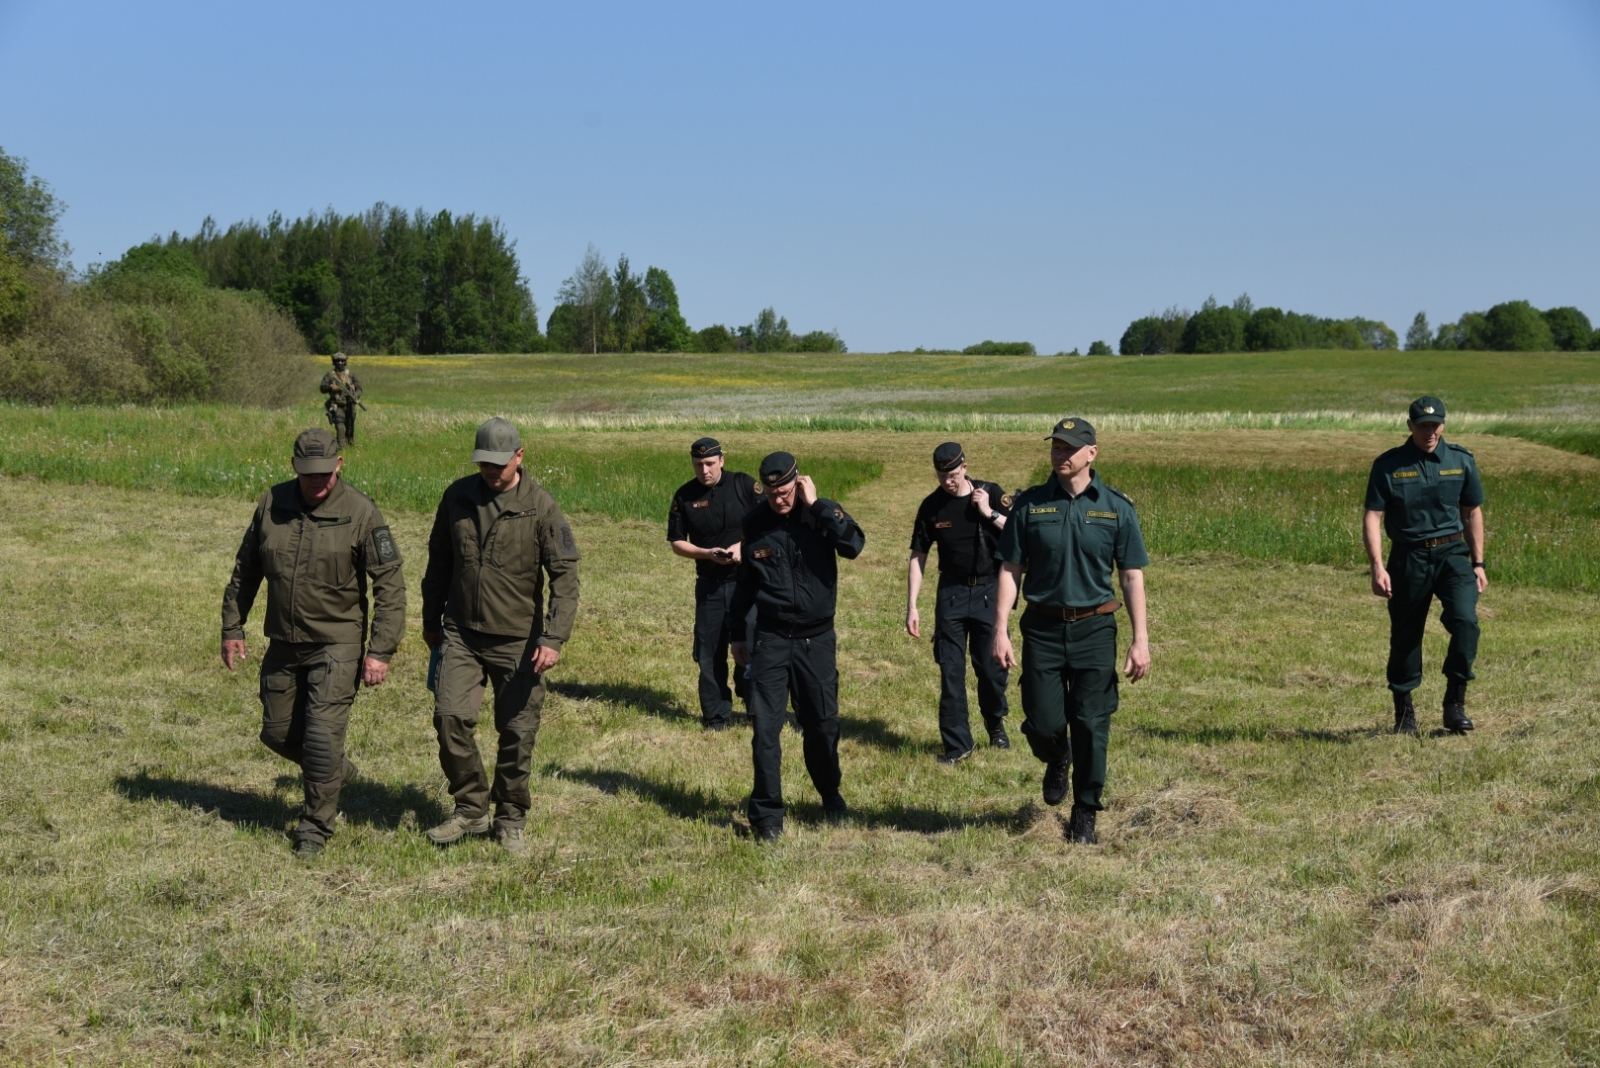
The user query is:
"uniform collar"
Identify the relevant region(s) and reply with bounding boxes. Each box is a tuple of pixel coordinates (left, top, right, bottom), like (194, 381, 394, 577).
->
(1051, 470, 1101, 501)
(302, 478, 350, 517)
(1401, 437, 1443, 462)
(475, 466, 532, 505)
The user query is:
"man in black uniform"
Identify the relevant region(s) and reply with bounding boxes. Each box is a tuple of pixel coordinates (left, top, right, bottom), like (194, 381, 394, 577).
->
(907, 441, 1013, 763)
(730, 452, 866, 841)
(668, 437, 760, 730)
(1363, 396, 1487, 735)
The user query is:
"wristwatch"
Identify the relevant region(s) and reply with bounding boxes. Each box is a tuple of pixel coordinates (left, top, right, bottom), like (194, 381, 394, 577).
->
(1472, 560, 1486, 569)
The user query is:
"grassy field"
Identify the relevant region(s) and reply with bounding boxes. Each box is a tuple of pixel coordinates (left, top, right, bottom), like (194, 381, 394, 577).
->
(3, 354, 1600, 1066)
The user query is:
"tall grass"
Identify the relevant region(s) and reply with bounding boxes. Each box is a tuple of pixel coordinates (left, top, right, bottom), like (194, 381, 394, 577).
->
(1031, 462, 1600, 591)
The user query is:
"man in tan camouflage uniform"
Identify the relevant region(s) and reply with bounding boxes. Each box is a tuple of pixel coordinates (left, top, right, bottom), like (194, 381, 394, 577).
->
(221, 428, 406, 859)
(319, 353, 363, 448)
(421, 418, 581, 854)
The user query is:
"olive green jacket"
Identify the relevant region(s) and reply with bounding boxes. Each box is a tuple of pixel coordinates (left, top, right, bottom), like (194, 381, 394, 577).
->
(221, 478, 407, 659)
(421, 470, 581, 649)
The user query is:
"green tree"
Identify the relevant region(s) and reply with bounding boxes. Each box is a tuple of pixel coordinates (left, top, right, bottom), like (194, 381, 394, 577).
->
(269, 261, 342, 354)
(1484, 300, 1554, 351)
(1119, 317, 1164, 355)
(1542, 306, 1593, 352)
(0, 146, 69, 269)
(554, 245, 615, 353)
(694, 324, 738, 352)
(1405, 312, 1431, 351)
(1086, 340, 1113, 356)
(641, 266, 692, 352)
(1244, 307, 1293, 351)
(97, 243, 207, 285)
(1179, 301, 1245, 353)
(611, 255, 647, 351)
(962, 340, 1035, 355)
(791, 329, 847, 353)
(746, 307, 792, 352)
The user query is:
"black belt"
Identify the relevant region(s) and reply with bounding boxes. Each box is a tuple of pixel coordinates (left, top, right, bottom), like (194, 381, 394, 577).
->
(939, 572, 997, 587)
(754, 615, 834, 639)
(1403, 532, 1464, 549)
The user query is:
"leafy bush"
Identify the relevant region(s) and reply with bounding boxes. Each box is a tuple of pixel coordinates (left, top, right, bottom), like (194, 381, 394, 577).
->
(1086, 340, 1113, 356)
(1541, 306, 1592, 352)
(694, 324, 738, 352)
(962, 340, 1035, 355)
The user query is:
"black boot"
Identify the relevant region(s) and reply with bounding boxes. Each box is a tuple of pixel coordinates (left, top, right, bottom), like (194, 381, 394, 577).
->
(1393, 691, 1417, 736)
(1041, 759, 1069, 806)
(1068, 804, 1098, 844)
(984, 717, 1011, 750)
(1443, 679, 1473, 733)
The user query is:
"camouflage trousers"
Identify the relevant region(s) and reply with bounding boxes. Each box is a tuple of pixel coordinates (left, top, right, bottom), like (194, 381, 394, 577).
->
(326, 403, 357, 446)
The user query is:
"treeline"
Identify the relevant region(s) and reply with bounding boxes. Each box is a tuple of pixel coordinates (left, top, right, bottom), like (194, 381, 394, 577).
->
(166, 206, 540, 355)
(1120, 295, 1399, 356)
(546, 245, 845, 354)
(0, 148, 306, 405)
(1405, 301, 1597, 352)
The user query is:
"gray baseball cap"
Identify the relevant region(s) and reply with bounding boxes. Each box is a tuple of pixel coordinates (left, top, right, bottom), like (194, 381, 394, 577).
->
(292, 427, 341, 474)
(471, 417, 523, 464)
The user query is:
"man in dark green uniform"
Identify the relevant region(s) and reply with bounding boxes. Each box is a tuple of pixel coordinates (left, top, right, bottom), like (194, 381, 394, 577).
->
(907, 441, 1013, 763)
(319, 353, 363, 448)
(221, 428, 407, 859)
(668, 437, 760, 730)
(993, 417, 1150, 844)
(1363, 396, 1486, 735)
(730, 452, 866, 841)
(421, 418, 581, 854)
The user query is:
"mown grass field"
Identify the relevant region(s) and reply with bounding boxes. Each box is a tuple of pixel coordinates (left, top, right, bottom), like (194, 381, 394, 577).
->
(3, 352, 1600, 1066)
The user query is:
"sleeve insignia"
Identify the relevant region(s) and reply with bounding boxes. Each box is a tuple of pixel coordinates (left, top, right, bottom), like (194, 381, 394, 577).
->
(833, 508, 844, 520)
(559, 521, 579, 557)
(1001, 492, 1014, 508)
(371, 525, 400, 564)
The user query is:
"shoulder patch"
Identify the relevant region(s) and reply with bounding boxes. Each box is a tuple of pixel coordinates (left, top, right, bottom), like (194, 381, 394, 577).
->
(559, 521, 579, 557)
(1000, 492, 1014, 508)
(670, 498, 679, 513)
(371, 525, 400, 565)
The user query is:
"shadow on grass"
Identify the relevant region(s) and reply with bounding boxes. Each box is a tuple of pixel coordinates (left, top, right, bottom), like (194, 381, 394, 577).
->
(114, 770, 449, 832)
(1128, 723, 1383, 745)
(552, 765, 733, 825)
(549, 680, 693, 722)
(840, 714, 929, 753)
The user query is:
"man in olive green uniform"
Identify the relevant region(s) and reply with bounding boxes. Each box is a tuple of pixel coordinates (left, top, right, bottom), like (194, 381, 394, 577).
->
(1364, 396, 1487, 735)
(221, 428, 406, 859)
(421, 418, 581, 854)
(320, 353, 363, 448)
(994, 418, 1150, 844)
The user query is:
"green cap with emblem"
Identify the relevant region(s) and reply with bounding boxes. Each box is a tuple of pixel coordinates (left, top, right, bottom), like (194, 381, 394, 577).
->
(1408, 396, 1446, 424)
(292, 427, 341, 474)
(1046, 416, 1096, 447)
(471, 417, 523, 464)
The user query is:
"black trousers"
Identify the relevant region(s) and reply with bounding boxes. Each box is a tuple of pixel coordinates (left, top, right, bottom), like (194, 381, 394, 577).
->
(747, 627, 842, 831)
(1386, 542, 1480, 693)
(932, 575, 1009, 755)
(693, 576, 750, 726)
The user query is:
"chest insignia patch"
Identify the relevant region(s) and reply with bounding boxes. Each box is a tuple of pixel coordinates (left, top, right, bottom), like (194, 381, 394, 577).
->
(1393, 470, 1419, 479)
(1438, 468, 1463, 476)
(752, 547, 775, 559)
(691, 499, 711, 508)
(934, 520, 953, 529)
(1029, 506, 1060, 515)
(1086, 510, 1118, 519)
(316, 516, 353, 527)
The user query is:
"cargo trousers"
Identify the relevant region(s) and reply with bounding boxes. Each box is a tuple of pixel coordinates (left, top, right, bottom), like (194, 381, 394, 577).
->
(257, 640, 362, 845)
(932, 575, 1010, 756)
(1386, 541, 1480, 693)
(1018, 611, 1119, 810)
(432, 619, 546, 829)
(746, 626, 843, 832)
(694, 575, 751, 728)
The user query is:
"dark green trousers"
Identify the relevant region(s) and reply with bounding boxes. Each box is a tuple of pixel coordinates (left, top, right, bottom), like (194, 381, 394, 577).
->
(432, 619, 546, 829)
(1386, 542, 1479, 693)
(258, 640, 362, 844)
(1018, 611, 1118, 810)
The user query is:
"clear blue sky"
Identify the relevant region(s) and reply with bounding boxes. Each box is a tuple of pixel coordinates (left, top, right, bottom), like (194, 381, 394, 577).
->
(3, 0, 1597, 353)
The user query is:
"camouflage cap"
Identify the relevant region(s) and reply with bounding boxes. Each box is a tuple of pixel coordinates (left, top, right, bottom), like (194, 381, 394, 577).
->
(332, 352, 348, 365)
(1408, 396, 1446, 424)
(1046, 417, 1096, 448)
(932, 442, 965, 472)
(471, 417, 523, 464)
(759, 451, 798, 488)
(292, 427, 341, 474)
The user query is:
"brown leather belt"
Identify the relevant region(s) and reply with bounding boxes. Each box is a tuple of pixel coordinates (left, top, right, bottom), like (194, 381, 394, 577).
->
(1408, 532, 1464, 549)
(1025, 599, 1120, 621)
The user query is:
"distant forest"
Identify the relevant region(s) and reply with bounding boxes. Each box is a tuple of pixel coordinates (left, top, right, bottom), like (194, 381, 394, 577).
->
(1119, 294, 1598, 356)
(160, 208, 845, 355)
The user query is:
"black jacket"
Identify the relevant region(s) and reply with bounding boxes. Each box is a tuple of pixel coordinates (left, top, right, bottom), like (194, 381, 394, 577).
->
(730, 497, 865, 632)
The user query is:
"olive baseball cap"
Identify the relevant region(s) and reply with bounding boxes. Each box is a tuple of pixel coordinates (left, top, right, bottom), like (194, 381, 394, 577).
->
(933, 442, 965, 472)
(292, 428, 341, 474)
(471, 417, 523, 464)
(759, 451, 799, 487)
(1046, 417, 1096, 448)
(1408, 396, 1446, 424)
(690, 436, 723, 459)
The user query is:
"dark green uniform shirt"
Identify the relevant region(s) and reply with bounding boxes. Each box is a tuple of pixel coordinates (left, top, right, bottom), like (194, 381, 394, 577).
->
(1363, 438, 1485, 543)
(996, 472, 1149, 609)
(421, 469, 581, 649)
(221, 478, 407, 659)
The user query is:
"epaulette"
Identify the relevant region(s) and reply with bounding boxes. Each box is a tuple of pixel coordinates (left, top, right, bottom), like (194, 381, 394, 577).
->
(1106, 485, 1136, 507)
(1451, 443, 1474, 458)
